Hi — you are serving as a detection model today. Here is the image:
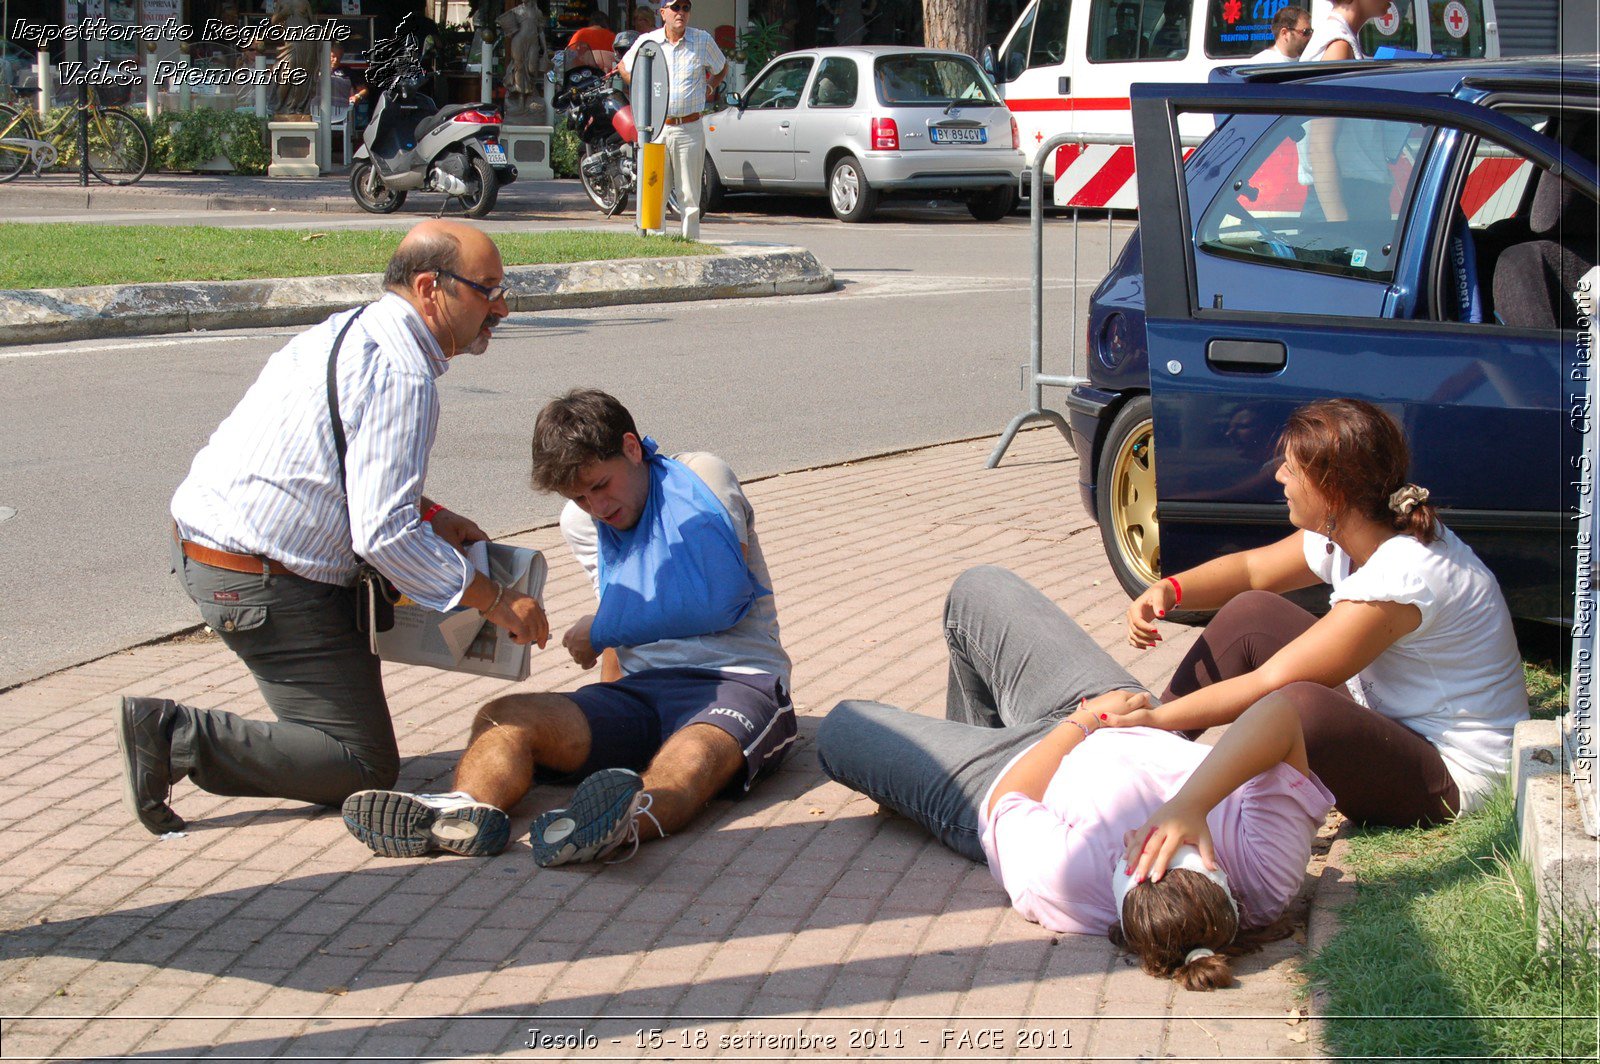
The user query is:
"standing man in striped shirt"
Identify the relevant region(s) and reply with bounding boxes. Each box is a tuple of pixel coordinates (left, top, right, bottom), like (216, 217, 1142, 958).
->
(116, 220, 549, 837)
(618, 0, 725, 240)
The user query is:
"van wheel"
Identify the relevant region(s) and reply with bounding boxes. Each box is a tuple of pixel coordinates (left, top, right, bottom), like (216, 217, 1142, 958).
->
(829, 155, 878, 222)
(1095, 395, 1162, 600)
(967, 184, 1017, 222)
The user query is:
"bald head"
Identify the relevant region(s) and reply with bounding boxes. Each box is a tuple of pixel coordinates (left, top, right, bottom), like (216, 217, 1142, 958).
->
(383, 219, 499, 292)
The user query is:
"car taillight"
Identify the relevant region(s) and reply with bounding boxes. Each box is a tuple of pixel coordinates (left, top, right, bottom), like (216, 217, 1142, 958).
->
(452, 109, 500, 124)
(871, 117, 899, 151)
(1010, 116, 1020, 150)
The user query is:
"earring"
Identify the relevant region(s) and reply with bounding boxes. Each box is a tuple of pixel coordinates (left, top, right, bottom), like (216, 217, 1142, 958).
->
(1323, 515, 1337, 555)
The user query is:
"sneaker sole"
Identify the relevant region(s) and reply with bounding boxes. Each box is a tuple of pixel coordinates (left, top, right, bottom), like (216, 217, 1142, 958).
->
(530, 768, 644, 868)
(341, 791, 510, 858)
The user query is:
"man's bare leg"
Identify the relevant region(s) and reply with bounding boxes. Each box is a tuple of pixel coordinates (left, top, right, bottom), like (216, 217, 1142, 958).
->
(632, 722, 746, 841)
(455, 692, 592, 811)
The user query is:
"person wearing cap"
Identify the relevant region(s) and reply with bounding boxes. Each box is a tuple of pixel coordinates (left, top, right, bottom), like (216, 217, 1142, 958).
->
(617, 0, 725, 239)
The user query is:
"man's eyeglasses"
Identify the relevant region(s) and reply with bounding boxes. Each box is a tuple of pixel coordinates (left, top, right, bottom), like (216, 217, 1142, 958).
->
(1294, 25, 1313, 36)
(436, 269, 510, 302)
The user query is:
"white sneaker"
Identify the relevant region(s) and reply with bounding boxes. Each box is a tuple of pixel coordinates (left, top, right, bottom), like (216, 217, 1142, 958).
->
(341, 790, 510, 858)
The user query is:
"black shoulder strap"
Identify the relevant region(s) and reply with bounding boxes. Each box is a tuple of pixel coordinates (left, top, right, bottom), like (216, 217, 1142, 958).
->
(326, 309, 364, 494)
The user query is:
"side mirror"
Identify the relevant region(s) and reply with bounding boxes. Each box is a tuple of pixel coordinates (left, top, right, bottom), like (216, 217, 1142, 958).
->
(725, 90, 742, 110)
(980, 45, 996, 80)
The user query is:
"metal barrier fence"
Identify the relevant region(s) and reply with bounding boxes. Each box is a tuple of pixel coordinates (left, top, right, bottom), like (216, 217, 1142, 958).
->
(985, 131, 1200, 469)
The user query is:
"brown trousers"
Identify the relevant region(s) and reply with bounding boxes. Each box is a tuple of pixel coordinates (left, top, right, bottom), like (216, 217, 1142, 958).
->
(1164, 591, 1460, 827)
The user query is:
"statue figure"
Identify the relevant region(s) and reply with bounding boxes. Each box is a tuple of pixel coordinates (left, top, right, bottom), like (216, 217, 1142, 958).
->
(270, 0, 319, 116)
(496, 0, 549, 123)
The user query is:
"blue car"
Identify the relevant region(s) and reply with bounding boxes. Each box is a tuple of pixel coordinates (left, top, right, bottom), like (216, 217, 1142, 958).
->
(1071, 56, 1598, 622)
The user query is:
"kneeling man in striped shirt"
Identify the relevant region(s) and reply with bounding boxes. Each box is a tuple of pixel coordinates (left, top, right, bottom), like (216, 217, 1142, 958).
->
(116, 220, 549, 836)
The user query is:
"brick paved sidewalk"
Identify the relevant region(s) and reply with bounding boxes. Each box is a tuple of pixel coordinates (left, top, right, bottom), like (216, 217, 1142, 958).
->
(0, 430, 1326, 1061)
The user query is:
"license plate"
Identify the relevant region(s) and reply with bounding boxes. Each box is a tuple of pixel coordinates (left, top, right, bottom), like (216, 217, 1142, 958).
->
(932, 126, 986, 144)
(484, 143, 507, 164)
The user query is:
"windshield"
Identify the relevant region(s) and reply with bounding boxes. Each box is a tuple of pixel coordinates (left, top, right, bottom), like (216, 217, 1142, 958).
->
(873, 54, 1001, 107)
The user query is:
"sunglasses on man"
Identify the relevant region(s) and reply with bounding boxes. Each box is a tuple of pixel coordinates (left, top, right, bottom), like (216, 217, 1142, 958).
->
(661, 1, 691, 11)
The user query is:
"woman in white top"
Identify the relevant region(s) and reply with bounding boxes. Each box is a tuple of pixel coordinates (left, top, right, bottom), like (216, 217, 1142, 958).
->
(1107, 399, 1528, 825)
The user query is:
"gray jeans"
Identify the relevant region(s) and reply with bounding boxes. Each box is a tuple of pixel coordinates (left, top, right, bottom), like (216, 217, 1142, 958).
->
(167, 540, 397, 805)
(816, 566, 1149, 862)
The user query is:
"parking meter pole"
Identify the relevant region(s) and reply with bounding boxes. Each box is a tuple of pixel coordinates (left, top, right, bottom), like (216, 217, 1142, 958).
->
(628, 41, 668, 234)
(145, 49, 158, 122)
(638, 141, 666, 231)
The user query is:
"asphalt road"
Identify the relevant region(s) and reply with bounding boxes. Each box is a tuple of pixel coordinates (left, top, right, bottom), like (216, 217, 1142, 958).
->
(0, 197, 1134, 688)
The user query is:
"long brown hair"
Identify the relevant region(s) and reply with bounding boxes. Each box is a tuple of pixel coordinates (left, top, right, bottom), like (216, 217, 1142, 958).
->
(1278, 398, 1438, 544)
(1109, 871, 1293, 991)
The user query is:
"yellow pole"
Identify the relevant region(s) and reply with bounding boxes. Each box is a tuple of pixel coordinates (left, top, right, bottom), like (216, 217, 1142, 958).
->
(637, 141, 666, 233)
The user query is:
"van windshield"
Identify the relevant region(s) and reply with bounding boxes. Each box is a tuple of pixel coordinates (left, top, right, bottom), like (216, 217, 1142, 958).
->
(874, 55, 1001, 106)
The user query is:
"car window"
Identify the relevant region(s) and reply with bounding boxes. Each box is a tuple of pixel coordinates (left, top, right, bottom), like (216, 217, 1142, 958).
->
(744, 57, 815, 110)
(874, 55, 1001, 106)
(1028, 0, 1072, 69)
(1203, 0, 1276, 58)
(1196, 114, 1428, 285)
(1429, 0, 1486, 58)
(1357, 0, 1418, 54)
(808, 57, 858, 108)
(1089, 0, 1188, 62)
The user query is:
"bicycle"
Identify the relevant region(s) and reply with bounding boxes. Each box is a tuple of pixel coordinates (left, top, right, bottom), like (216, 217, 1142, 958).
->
(0, 84, 151, 185)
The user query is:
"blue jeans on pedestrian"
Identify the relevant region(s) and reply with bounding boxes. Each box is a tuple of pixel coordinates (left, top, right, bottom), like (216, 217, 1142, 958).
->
(816, 565, 1151, 862)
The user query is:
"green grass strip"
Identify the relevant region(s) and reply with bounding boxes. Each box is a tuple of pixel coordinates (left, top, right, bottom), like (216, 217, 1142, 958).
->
(1305, 786, 1598, 1059)
(0, 224, 720, 290)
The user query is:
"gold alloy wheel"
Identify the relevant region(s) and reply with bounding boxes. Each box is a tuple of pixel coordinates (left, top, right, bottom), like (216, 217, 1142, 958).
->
(1108, 419, 1160, 586)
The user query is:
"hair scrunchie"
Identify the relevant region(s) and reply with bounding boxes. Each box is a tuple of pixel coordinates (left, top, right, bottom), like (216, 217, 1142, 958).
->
(1184, 947, 1216, 965)
(1388, 484, 1430, 515)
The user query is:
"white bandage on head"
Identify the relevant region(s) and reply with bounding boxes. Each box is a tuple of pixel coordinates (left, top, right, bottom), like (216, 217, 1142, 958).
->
(1112, 843, 1239, 923)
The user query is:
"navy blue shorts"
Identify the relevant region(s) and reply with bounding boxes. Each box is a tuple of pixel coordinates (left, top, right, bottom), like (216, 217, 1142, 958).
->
(562, 667, 797, 792)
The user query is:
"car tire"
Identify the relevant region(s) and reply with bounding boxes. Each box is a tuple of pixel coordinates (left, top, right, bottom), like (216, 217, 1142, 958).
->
(828, 154, 878, 223)
(1095, 394, 1163, 601)
(702, 154, 725, 213)
(967, 184, 1017, 222)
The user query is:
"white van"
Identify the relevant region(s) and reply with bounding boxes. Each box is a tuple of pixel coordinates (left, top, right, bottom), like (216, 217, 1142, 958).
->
(991, 0, 1501, 206)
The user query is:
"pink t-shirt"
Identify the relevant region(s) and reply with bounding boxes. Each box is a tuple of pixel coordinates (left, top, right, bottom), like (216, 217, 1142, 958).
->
(979, 727, 1333, 935)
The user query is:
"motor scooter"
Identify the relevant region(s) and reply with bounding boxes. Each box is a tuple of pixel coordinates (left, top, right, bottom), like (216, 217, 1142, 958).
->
(548, 40, 641, 216)
(350, 17, 516, 218)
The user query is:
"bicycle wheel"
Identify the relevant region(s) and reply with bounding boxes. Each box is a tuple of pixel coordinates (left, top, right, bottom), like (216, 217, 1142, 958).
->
(0, 104, 34, 183)
(86, 109, 150, 185)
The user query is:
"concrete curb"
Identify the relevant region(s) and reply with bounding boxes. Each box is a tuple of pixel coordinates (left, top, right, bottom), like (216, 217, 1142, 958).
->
(1304, 820, 1355, 1058)
(0, 242, 835, 347)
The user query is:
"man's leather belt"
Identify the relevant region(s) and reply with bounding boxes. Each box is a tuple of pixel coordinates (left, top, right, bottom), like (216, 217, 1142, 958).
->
(177, 533, 293, 576)
(663, 112, 703, 125)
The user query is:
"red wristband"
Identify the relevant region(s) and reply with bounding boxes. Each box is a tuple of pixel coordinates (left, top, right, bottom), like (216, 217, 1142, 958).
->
(421, 503, 445, 523)
(1165, 576, 1182, 605)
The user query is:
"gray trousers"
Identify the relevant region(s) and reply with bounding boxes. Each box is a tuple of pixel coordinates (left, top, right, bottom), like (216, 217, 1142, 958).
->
(816, 566, 1149, 862)
(168, 540, 398, 806)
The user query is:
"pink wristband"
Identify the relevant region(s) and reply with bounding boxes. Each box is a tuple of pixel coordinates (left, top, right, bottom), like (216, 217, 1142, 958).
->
(1166, 576, 1182, 605)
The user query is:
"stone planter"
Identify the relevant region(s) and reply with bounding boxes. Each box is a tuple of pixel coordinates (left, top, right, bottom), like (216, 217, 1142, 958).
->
(267, 119, 320, 178)
(499, 124, 553, 181)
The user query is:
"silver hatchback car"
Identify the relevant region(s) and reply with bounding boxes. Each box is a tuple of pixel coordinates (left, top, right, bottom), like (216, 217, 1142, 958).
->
(704, 46, 1024, 223)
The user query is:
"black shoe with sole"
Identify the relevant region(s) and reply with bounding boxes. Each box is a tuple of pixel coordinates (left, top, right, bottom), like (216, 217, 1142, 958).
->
(529, 768, 645, 868)
(115, 696, 185, 835)
(341, 790, 511, 858)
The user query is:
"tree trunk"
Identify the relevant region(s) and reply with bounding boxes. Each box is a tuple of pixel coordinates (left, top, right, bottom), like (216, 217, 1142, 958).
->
(922, 0, 986, 55)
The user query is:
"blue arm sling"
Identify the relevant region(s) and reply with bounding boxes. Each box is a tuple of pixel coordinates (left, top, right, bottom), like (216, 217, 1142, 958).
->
(589, 438, 768, 651)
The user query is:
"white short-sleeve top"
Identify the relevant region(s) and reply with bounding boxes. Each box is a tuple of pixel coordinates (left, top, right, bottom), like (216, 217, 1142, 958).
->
(1303, 525, 1529, 811)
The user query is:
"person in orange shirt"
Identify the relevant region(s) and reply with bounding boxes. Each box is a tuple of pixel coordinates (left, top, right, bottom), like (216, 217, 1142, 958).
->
(567, 10, 617, 62)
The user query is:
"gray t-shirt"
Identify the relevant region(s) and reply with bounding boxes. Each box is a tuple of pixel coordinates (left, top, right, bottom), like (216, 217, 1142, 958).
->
(560, 451, 790, 686)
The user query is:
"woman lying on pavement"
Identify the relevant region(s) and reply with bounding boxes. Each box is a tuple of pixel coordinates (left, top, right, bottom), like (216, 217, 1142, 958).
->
(818, 632, 1333, 989)
(1108, 397, 1528, 826)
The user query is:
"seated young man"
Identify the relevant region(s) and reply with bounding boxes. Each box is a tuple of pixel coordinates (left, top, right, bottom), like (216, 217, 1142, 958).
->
(342, 389, 795, 866)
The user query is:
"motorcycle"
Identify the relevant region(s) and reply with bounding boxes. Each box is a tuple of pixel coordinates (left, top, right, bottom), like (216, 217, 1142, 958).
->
(548, 38, 641, 216)
(350, 15, 516, 218)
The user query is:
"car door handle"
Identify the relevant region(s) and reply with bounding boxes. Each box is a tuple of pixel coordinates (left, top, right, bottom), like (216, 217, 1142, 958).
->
(1206, 339, 1286, 372)
(780, 120, 791, 128)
